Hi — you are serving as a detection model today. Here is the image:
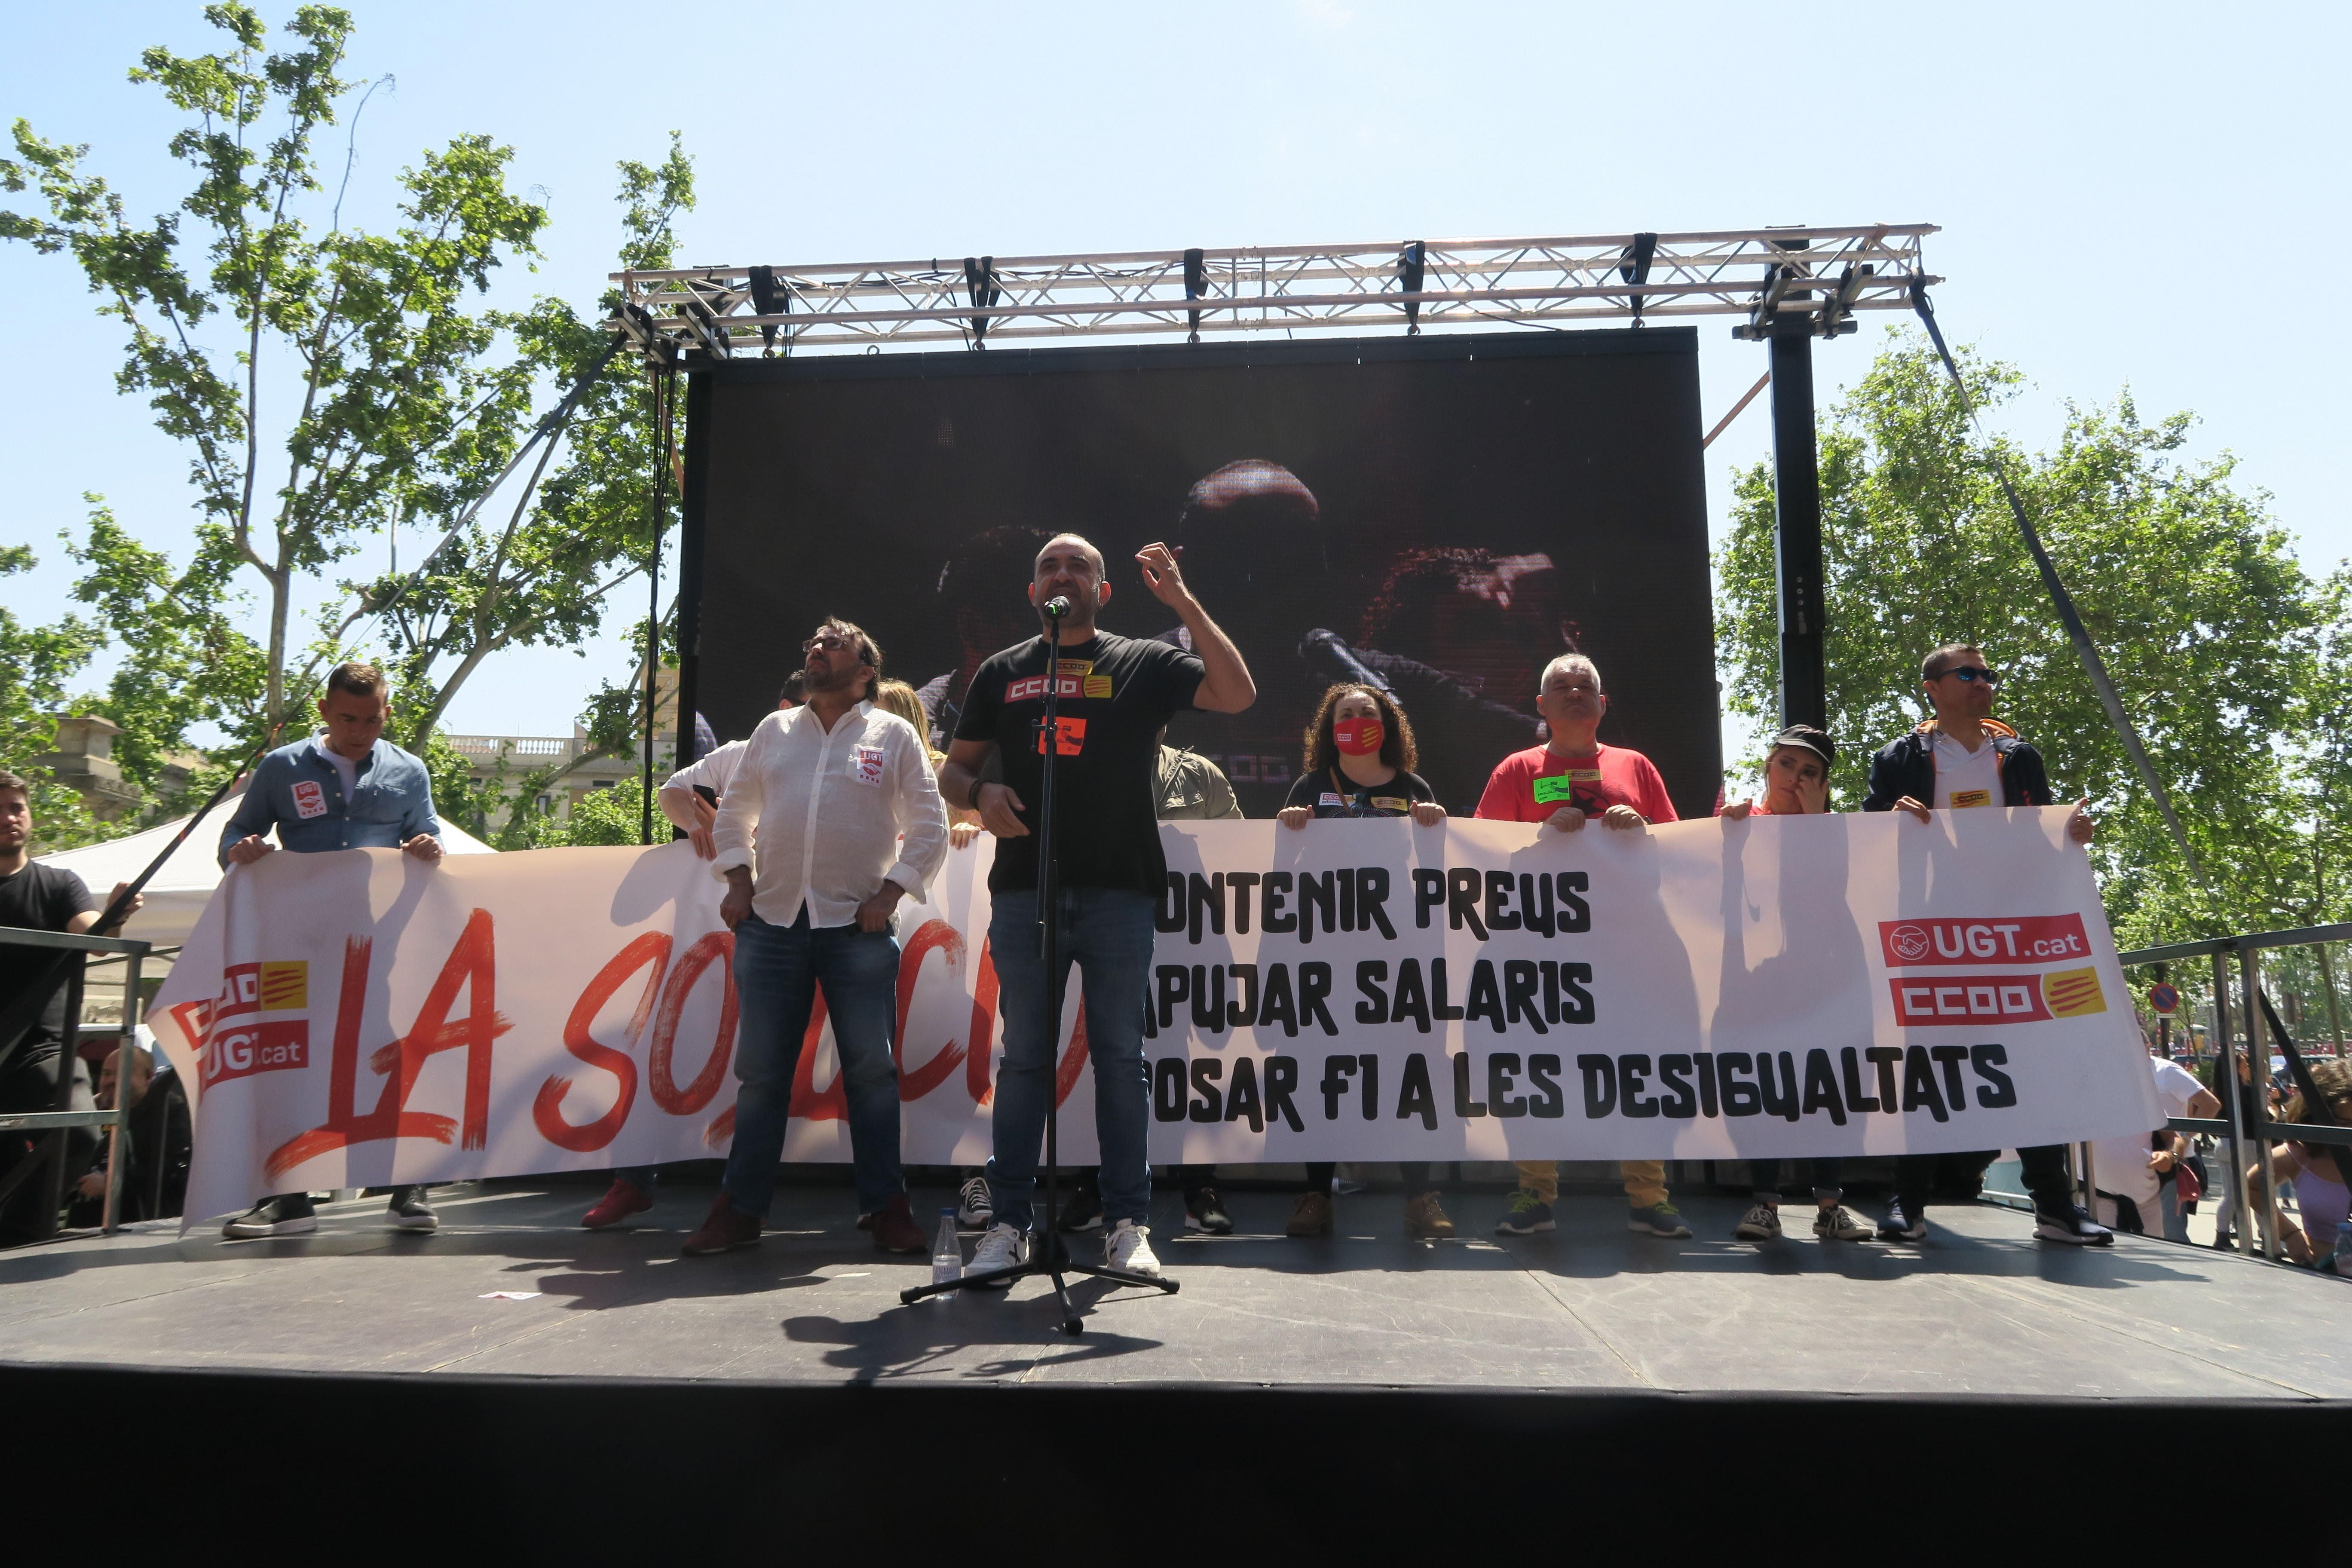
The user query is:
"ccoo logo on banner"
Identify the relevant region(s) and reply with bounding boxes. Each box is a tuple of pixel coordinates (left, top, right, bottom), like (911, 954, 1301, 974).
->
(149, 812, 2164, 1223)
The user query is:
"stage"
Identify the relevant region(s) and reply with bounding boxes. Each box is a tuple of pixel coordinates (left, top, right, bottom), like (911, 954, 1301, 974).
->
(1, 1177, 2343, 1396)
(6, 1178, 2346, 1547)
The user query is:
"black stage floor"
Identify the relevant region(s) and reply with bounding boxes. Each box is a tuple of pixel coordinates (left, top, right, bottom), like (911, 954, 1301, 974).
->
(3, 1179, 2344, 1396)
(6, 1179, 2347, 1549)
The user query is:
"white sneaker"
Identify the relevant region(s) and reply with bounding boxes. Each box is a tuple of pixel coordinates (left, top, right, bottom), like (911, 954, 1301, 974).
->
(1812, 1204, 1872, 1241)
(963, 1223, 1027, 1286)
(1733, 1203, 1782, 1240)
(957, 1175, 994, 1228)
(1103, 1219, 1163, 1278)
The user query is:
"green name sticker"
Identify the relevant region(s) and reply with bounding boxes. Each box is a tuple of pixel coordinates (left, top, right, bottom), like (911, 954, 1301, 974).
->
(1532, 775, 1580, 804)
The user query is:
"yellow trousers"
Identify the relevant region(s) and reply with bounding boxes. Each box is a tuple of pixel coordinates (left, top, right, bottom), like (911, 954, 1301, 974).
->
(1514, 1160, 1667, 1209)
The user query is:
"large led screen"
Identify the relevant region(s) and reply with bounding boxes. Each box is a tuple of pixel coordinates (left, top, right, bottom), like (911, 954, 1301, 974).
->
(688, 328, 1719, 820)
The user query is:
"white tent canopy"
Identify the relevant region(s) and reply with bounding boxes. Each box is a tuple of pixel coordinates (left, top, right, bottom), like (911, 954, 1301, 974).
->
(39, 810, 495, 947)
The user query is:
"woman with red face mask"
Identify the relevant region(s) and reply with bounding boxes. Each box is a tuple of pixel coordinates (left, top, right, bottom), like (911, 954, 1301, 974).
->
(1277, 685, 1451, 1239)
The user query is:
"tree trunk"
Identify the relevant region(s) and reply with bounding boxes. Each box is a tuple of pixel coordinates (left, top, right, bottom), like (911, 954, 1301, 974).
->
(405, 641, 496, 751)
(265, 559, 291, 729)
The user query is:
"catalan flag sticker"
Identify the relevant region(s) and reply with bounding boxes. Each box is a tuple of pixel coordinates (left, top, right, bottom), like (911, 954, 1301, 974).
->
(257, 960, 308, 1012)
(2040, 967, 2106, 1018)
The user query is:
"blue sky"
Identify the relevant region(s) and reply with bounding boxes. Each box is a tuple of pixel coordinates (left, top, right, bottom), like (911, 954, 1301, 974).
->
(4, 1, 2345, 757)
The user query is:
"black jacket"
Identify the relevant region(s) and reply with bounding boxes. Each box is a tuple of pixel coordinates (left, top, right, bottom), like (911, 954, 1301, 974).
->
(1861, 720, 2053, 812)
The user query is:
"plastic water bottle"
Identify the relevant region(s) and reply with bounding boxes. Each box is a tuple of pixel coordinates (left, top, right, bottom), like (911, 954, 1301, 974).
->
(2330, 1219, 2352, 1280)
(931, 1207, 962, 1291)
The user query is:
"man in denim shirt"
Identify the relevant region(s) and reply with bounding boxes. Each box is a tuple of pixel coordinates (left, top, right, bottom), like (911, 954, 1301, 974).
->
(215, 662, 446, 1240)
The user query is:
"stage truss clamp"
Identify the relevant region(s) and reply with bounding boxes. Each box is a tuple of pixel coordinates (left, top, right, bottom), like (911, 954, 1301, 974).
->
(603, 223, 1937, 358)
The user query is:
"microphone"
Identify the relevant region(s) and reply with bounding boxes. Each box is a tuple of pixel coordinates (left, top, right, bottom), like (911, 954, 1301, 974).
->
(1042, 595, 1072, 619)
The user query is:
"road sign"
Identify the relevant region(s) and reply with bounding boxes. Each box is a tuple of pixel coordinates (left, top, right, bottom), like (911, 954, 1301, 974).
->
(2148, 982, 2180, 1016)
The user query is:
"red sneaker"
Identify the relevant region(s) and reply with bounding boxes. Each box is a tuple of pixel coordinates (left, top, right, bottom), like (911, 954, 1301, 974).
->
(870, 1193, 927, 1254)
(582, 1178, 654, 1230)
(681, 1193, 761, 1256)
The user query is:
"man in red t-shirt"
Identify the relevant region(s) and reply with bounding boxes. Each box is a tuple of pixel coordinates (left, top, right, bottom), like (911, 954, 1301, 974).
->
(1472, 653, 1691, 1241)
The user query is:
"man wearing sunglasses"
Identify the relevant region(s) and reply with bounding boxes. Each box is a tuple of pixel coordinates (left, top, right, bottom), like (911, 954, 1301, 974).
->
(681, 619, 949, 1259)
(1862, 642, 2105, 1245)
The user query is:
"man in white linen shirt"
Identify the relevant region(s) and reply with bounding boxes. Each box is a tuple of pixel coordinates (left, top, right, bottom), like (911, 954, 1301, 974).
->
(680, 619, 949, 1259)
(583, 672, 812, 1229)
(656, 671, 805, 861)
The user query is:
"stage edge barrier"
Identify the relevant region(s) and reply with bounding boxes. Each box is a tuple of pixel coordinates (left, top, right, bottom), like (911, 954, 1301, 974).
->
(0, 925, 147, 1240)
(2119, 924, 2352, 1268)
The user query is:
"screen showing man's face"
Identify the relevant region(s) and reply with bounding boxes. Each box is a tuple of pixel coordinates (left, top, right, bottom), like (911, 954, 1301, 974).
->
(692, 329, 1718, 818)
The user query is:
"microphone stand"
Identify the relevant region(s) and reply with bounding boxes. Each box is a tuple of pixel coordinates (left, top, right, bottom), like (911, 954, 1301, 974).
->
(900, 600, 1179, 1334)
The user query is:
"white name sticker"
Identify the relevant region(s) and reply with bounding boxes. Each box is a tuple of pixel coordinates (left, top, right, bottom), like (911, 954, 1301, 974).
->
(852, 745, 887, 787)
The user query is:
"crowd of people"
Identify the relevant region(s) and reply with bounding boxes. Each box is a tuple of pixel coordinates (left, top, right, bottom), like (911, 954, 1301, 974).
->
(9, 529, 2348, 1280)
(570, 529, 2129, 1276)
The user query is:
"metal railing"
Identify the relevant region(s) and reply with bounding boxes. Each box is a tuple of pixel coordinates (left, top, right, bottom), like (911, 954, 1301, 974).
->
(2116, 925, 2352, 1269)
(0, 925, 149, 1239)
(443, 735, 584, 762)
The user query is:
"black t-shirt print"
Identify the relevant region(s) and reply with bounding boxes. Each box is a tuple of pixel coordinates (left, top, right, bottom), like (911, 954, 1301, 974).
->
(0, 862, 96, 1044)
(955, 631, 1207, 894)
(1283, 768, 1436, 820)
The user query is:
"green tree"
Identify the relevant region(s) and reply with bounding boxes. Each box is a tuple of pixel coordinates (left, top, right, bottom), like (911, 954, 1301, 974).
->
(552, 776, 647, 848)
(355, 137, 695, 755)
(66, 497, 268, 805)
(3, 7, 694, 851)
(0, 547, 106, 849)
(1, 3, 550, 736)
(1717, 330, 2327, 950)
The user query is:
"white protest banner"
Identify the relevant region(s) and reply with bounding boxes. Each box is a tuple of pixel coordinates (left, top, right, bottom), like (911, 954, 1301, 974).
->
(150, 810, 2161, 1222)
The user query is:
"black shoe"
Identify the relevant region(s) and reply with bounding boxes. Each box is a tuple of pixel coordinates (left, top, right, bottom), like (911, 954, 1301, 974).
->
(1877, 1200, 1926, 1242)
(1056, 1180, 1104, 1233)
(223, 1194, 317, 1239)
(1186, 1188, 1234, 1235)
(2032, 1204, 2113, 1246)
(388, 1186, 439, 1232)
(1063, 1185, 1105, 1231)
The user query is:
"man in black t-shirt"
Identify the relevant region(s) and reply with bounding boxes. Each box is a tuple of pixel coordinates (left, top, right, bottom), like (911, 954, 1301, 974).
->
(0, 769, 139, 1240)
(941, 534, 1256, 1284)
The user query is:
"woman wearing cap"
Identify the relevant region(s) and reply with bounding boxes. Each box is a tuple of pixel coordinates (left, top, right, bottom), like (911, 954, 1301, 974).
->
(1718, 725, 1875, 1243)
(1277, 684, 1453, 1239)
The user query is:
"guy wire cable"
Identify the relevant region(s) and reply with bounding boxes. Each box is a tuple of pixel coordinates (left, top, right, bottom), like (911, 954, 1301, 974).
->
(1907, 281, 2205, 882)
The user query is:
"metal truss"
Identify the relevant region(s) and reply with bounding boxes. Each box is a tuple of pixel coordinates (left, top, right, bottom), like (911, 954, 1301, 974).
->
(606, 224, 1938, 360)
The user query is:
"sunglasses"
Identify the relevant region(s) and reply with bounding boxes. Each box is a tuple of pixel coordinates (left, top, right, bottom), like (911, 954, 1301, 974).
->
(1934, 665, 2000, 686)
(802, 634, 860, 655)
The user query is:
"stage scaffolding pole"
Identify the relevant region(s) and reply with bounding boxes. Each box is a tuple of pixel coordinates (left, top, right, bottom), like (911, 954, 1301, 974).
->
(1767, 316, 1825, 732)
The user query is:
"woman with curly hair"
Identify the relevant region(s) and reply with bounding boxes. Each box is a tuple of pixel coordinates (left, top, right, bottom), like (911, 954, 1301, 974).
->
(1277, 684, 1452, 1240)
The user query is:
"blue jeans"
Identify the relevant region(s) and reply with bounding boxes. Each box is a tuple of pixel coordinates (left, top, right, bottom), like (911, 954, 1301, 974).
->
(722, 909, 905, 1216)
(985, 888, 1157, 1233)
(609, 1166, 658, 1193)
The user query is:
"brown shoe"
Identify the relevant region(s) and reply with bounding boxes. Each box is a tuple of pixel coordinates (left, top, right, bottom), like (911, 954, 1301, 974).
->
(1403, 1191, 1455, 1239)
(1286, 1191, 1334, 1237)
(680, 1192, 760, 1256)
(870, 1193, 927, 1254)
